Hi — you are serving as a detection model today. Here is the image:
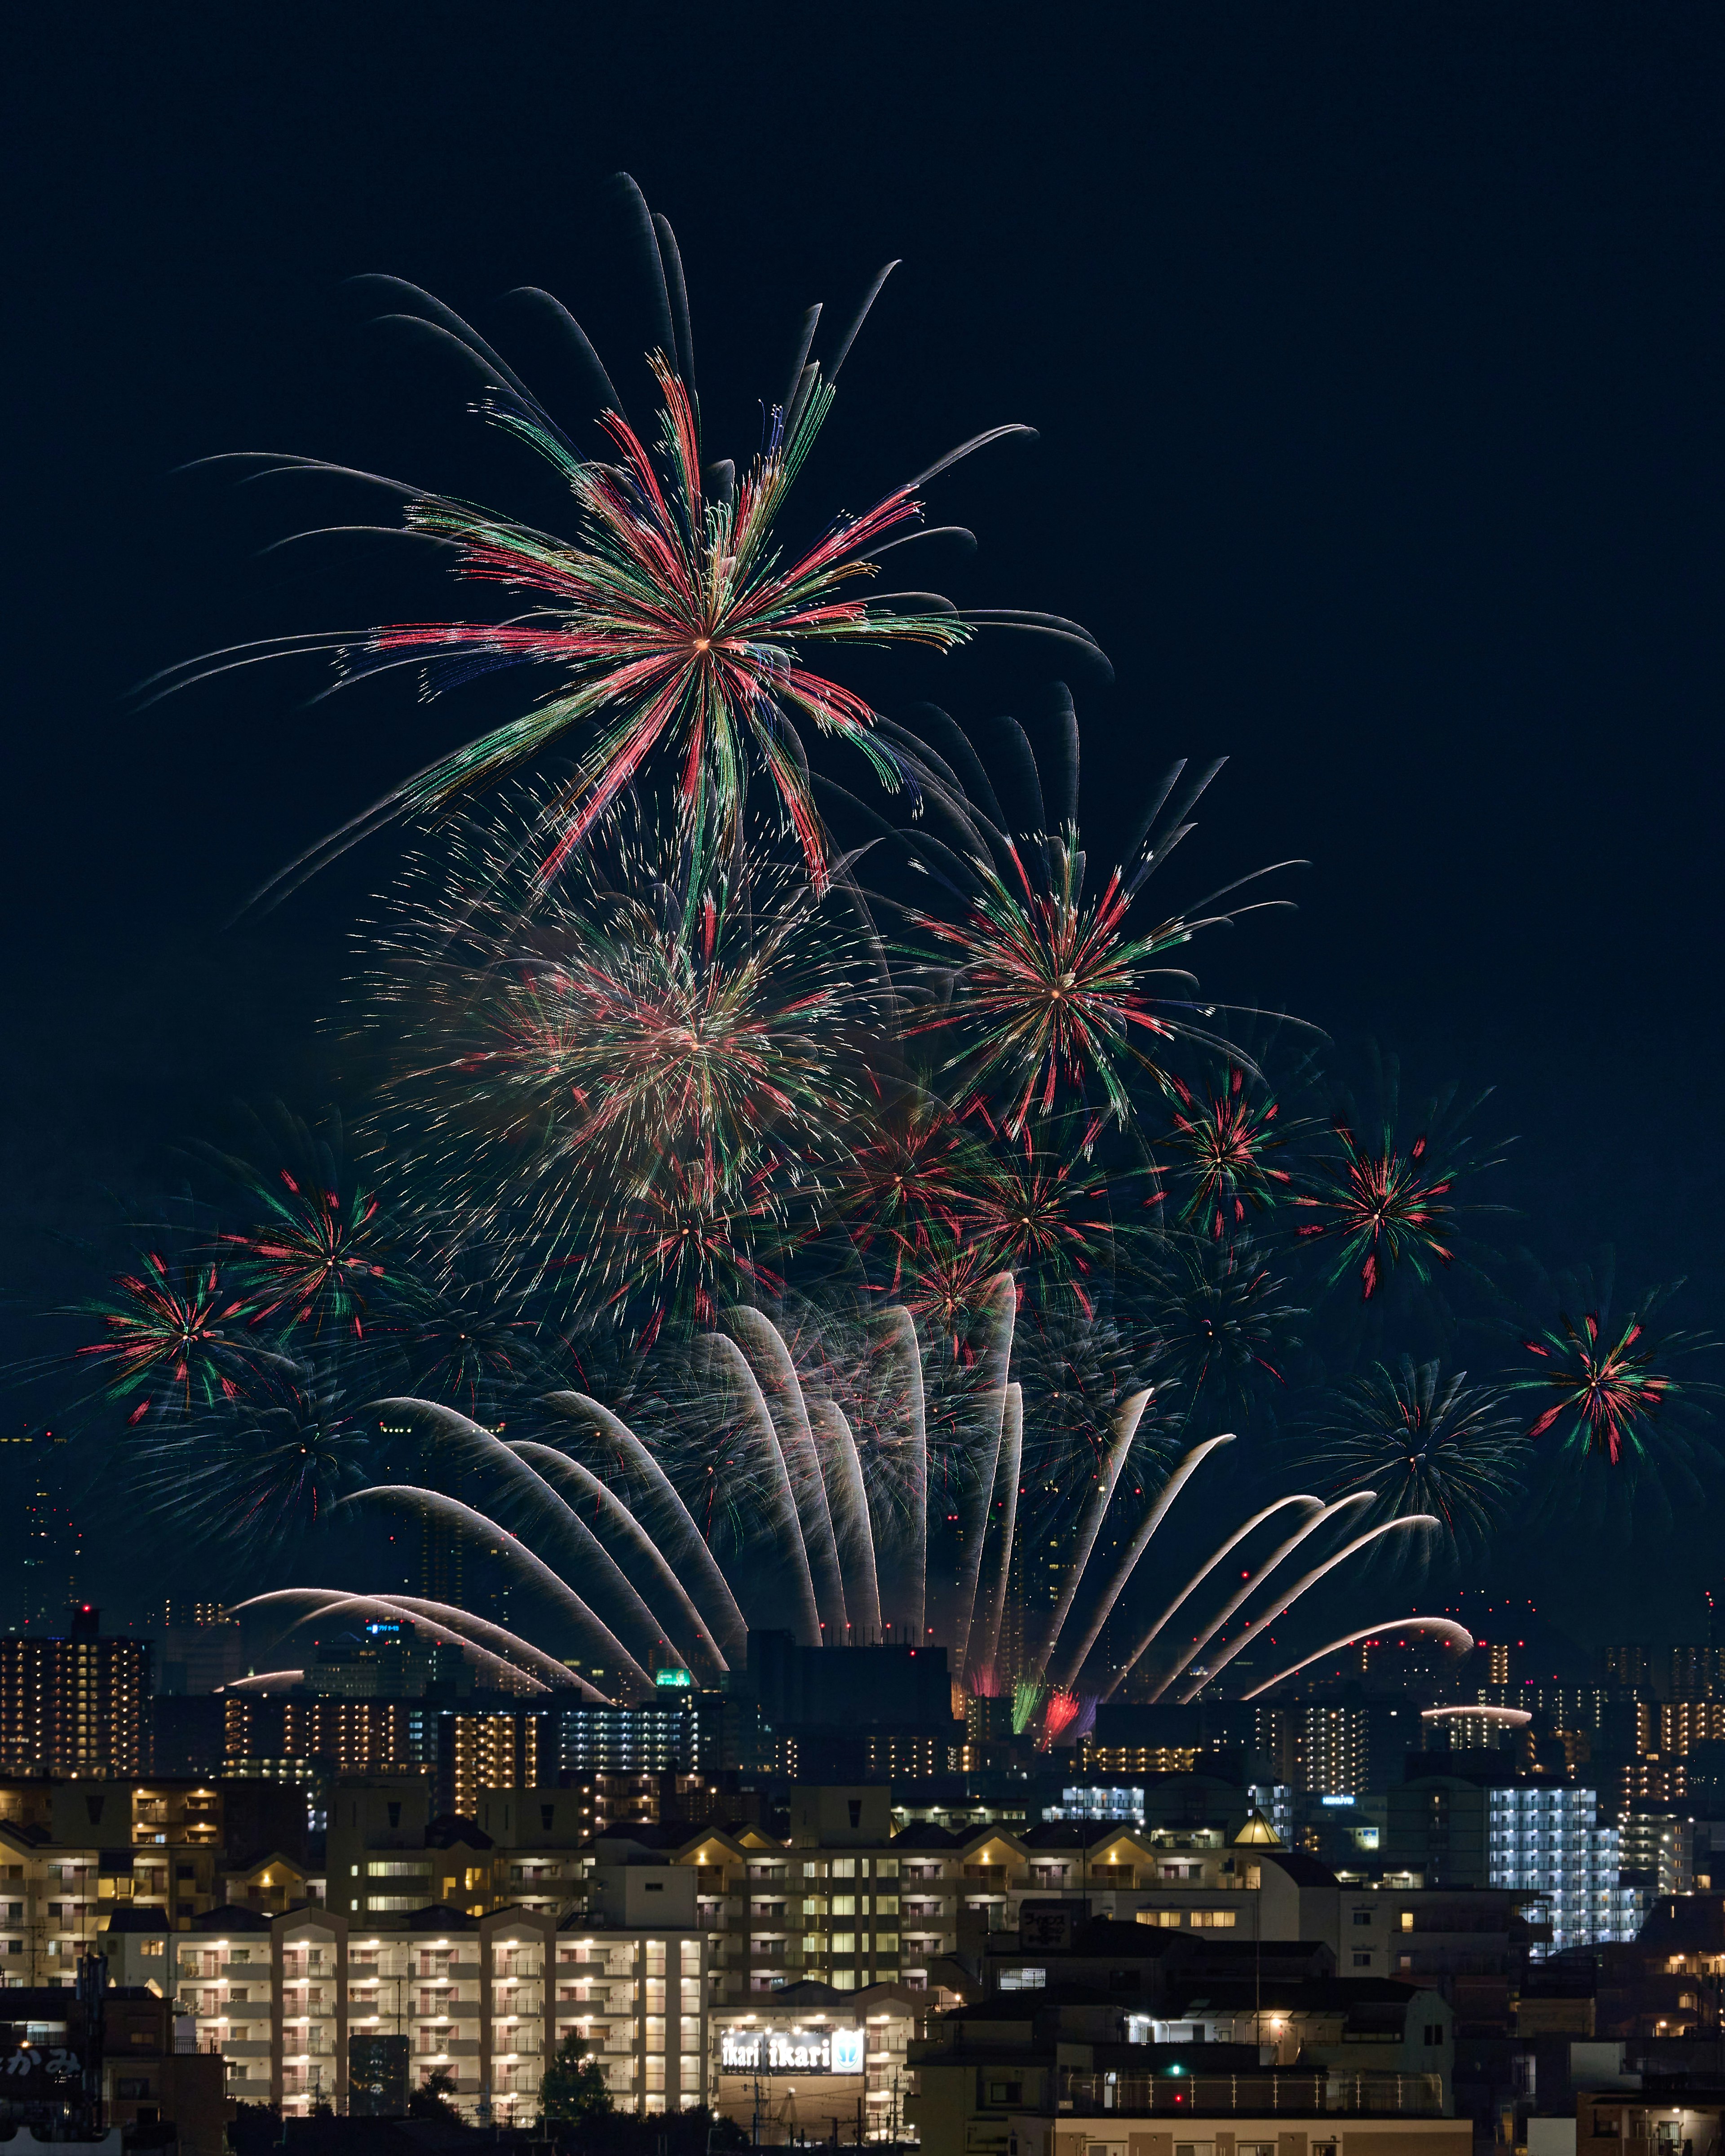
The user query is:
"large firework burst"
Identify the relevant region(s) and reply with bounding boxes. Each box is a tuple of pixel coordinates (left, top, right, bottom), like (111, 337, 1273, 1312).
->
(1301, 1357, 1526, 1568)
(153, 183, 1100, 903)
(361, 791, 885, 1323)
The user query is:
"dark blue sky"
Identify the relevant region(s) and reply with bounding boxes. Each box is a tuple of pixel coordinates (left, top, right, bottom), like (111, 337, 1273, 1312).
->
(7, 4, 1722, 1638)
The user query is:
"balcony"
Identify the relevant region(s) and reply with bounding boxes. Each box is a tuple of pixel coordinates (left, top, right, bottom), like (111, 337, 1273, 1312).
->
(1059, 2072, 1445, 2117)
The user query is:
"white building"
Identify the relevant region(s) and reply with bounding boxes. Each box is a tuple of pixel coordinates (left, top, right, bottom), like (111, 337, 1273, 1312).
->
(1485, 1785, 1642, 1953)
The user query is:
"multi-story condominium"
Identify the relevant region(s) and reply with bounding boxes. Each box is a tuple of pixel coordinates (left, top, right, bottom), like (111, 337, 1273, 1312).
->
(100, 1890, 710, 2123)
(0, 1608, 148, 1776)
(663, 1786, 1546, 2039)
(1484, 1784, 1641, 1953)
(220, 1694, 555, 1817)
(1616, 1805, 1693, 1898)
(0, 1775, 310, 1980)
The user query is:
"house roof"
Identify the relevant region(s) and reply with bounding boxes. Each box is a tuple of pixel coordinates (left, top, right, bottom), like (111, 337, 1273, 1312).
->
(1261, 1850, 1342, 1889)
(185, 1904, 274, 1934)
(101, 1907, 173, 1934)
(425, 1815, 495, 1851)
(892, 1823, 963, 1848)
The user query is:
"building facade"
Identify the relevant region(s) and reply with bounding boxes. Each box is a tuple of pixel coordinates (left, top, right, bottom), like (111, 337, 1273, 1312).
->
(0, 1610, 147, 1777)
(1485, 1785, 1641, 1953)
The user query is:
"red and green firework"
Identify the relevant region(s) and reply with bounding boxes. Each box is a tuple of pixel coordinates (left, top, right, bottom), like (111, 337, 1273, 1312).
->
(1295, 1119, 1461, 1300)
(222, 1169, 389, 1339)
(1163, 1066, 1295, 1239)
(75, 1253, 264, 1423)
(1517, 1307, 1681, 1466)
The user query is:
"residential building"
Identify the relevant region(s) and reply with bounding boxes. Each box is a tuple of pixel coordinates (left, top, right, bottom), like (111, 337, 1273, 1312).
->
(0, 1607, 148, 1776)
(0, 1774, 309, 1980)
(1617, 1807, 1694, 1898)
(1302, 1702, 1371, 1795)
(1658, 1701, 1725, 1756)
(141, 1893, 708, 2121)
(909, 1988, 1468, 2156)
(1486, 1785, 1641, 1953)
(220, 1692, 559, 1817)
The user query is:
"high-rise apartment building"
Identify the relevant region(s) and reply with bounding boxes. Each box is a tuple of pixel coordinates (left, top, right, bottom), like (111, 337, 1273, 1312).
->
(1485, 1785, 1641, 1954)
(0, 1607, 147, 1776)
(1298, 1702, 1369, 1796)
(1604, 1644, 1652, 1689)
(7, 1427, 81, 1629)
(221, 1692, 556, 1819)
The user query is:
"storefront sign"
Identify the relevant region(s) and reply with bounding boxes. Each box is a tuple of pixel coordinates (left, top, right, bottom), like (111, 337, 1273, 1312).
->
(720, 2027, 865, 2075)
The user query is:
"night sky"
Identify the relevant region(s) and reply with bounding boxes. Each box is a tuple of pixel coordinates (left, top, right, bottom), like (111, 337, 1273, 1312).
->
(8, 6, 1723, 1644)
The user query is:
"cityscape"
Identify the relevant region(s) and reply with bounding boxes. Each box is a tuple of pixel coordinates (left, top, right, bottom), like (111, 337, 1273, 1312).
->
(10, 11, 1724, 2156)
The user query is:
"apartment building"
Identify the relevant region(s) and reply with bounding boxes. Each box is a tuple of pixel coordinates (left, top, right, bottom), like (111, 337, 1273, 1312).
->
(0, 1776, 308, 1981)
(0, 1608, 148, 1776)
(911, 1993, 1468, 2156)
(101, 1892, 710, 2122)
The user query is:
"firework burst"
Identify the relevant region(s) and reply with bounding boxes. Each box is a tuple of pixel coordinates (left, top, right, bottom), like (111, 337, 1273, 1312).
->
(74, 1252, 271, 1423)
(1144, 1231, 1302, 1436)
(1301, 1356, 1526, 1568)
(362, 791, 885, 1325)
(890, 696, 1297, 1135)
(137, 1373, 373, 1561)
(1294, 1069, 1504, 1301)
(153, 185, 1101, 905)
(1514, 1280, 1716, 1469)
(1163, 1065, 1296, 1240)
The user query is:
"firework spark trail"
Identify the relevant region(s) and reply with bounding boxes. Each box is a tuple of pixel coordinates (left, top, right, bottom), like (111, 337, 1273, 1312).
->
(1142, 1493, 1375, 1702)
(375, 1400, 691, 1672)
(509, 1442, 729, 1674)
(1090, 1494, 1323, 1701)
(881, 1305, 928, 1642)
(333, 1291, 1460, 1707)
(973, 1381, 1022, 1690)
(337, 1486, 657, 1690)
(1174, 1514, 1438, 1701)
(542, 1391, 748, 1657)
(804, 1392, 882, 1641)
(948, 1272, 1017, 1674)
(231, 1587, 562, 1695)
(1050, 1433, 1235, 1692)
(727, 1308, 849, 1639)
(1240, 1618, 1475, 1700)
(1032, 1387, 1151, 1683)
(705, 1333, 824, 1646)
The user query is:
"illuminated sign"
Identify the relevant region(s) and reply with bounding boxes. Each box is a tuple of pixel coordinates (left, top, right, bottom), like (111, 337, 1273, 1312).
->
(1320, 1794, 1356, 1807)
(719, 2027, 866, 2075)
(655, 1669, 694, 1689)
